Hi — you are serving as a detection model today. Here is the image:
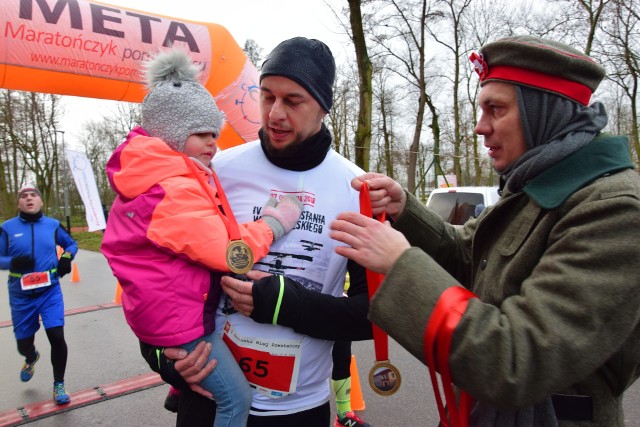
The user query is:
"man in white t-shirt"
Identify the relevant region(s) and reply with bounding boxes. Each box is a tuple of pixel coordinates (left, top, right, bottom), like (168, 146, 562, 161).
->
(140, 37, 373, 427)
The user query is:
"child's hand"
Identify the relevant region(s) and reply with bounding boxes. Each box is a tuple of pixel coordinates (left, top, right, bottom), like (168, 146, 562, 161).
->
(261, 195, 303, 240)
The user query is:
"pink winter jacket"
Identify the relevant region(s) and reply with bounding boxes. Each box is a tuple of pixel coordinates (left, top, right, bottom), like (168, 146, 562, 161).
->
(101, 127, 274, 346)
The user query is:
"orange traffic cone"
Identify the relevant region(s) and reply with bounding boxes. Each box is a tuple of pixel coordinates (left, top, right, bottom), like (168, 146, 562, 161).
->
(57, 246, 63, 259)
(70, 262, 80, 282)
(350, 355, 365, 410)
(114, 281, 123, 304)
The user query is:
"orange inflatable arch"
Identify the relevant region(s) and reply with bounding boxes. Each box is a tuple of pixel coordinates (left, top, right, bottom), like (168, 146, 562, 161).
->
(0, 0, 260, 149)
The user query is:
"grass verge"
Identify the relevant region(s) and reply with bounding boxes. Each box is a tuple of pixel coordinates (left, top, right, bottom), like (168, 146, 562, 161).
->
(72, 231, 103, 252)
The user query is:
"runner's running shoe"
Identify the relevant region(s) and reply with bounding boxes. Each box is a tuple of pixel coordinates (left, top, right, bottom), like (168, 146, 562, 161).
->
(335, 411, 371, 427)
(20, 351, 39, 382)
(53, 381, 71, 405)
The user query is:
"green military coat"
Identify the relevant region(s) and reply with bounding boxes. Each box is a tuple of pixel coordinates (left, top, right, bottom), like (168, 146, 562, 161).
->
(369, 136, 640, 426)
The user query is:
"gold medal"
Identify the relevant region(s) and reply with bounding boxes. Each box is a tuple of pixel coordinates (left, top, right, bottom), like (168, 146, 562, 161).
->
(225, 240, 253, 274)
(368, 360, 401, 396)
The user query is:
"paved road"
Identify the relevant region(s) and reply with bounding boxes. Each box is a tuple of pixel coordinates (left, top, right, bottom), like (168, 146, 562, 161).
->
(1, 249, 639, 426)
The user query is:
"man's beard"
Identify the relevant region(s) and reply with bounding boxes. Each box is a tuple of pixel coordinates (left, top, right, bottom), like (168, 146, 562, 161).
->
(262, 132, 306, 159)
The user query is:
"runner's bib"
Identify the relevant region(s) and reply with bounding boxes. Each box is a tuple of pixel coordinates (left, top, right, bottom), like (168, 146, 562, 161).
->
(222, 320, 302, 399)
(20, 271, 52, 291)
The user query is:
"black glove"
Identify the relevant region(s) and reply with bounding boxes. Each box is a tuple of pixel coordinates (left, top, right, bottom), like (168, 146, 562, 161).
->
(57, 254, 72, 277)
(139, 341, 190, 390)
(250, 274, 301, 327)
(11, 255, 34, 272)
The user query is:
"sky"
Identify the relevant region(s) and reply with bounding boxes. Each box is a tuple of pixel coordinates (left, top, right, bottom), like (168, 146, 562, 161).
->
(59, 0, 348, 146)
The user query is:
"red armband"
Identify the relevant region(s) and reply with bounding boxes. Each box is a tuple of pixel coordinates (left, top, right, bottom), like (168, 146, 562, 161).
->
(424, 286, 477, 427)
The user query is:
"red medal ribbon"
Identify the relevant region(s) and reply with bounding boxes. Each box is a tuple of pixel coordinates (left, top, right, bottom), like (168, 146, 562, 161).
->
(184, 156, 242, 241)
(424, 286, 477, 427)
(359, 183, 389, 361)
(209, 171, 242, 241)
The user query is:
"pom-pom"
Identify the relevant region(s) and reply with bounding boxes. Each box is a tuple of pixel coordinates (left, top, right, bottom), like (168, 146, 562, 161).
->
(144, 49, 199, 89)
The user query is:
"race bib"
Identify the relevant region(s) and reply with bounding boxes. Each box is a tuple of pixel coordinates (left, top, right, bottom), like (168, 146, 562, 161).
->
(20, 271, 52, 291)
(222, 320, 302, 398)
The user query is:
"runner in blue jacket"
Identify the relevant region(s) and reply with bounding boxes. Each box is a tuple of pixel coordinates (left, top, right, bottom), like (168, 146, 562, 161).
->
(0, 183, 78, 405)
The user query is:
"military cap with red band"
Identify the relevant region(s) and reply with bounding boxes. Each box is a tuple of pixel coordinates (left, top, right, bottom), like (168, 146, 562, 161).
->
(469, 35, 605, 106)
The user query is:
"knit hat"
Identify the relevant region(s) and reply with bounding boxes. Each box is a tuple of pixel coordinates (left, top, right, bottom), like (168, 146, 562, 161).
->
(469, 35, 605, 105)
(18, 183, 41, 198)
(141, 49, 224, 152)
(260, 37, 336, 113)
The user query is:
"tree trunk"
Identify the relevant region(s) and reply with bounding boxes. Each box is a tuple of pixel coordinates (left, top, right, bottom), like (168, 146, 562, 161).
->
(348, 0, 373, 171)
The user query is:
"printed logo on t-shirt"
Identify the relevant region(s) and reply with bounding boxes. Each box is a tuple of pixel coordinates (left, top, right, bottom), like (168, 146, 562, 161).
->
(271, 190, 316, 208)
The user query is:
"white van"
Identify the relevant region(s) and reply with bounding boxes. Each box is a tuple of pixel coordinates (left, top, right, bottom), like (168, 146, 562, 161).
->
(426, 186, 500, 225)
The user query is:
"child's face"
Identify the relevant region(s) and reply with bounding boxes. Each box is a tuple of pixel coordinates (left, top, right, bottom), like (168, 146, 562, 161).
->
(183, 132, 217, 165)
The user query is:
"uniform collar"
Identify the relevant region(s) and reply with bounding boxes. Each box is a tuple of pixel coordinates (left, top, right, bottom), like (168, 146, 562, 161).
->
(524, 136, 632, 209)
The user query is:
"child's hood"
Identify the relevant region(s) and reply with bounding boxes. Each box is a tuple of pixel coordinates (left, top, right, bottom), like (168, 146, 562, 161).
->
(106, 126, 193, 199)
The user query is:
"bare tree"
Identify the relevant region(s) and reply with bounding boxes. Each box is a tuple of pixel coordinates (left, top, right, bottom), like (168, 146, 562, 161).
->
(243, 39, 264, 68)
(368, 0, 441, 193)
(77, 102, 141, 206)
(0, 90, 63, 217)
(598, 0, 640, 164)
(0, 90, 23, 217)
(428, 0, 472, 185)
(348, 0, 374, 170)
(328, 64, 359, 162)
(556, 0, 613, 55)
(373, 64, 399, 179)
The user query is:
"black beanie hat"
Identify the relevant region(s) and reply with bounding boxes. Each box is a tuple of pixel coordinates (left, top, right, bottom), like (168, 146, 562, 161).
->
(260, 37, 336, 113)
(469, 35, 605, 105)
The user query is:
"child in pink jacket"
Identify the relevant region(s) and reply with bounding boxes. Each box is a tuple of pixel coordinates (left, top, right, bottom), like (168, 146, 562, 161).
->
(101, 49, 301, 427)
